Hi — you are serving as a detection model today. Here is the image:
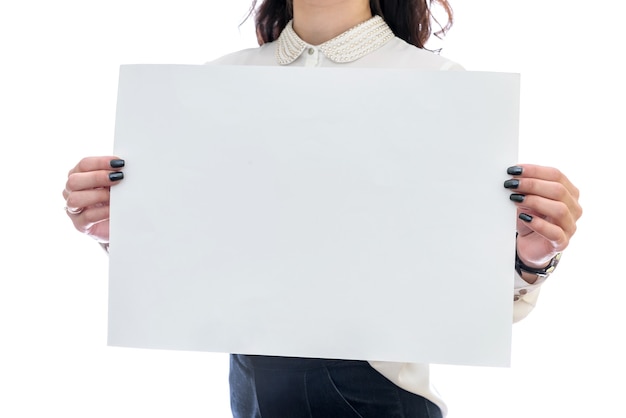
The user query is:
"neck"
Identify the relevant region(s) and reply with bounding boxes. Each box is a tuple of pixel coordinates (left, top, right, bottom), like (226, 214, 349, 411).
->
(292, 0, 372, 45)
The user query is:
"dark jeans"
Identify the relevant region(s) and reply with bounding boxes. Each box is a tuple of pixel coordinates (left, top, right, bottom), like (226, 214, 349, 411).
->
(230, 354, 443, 418)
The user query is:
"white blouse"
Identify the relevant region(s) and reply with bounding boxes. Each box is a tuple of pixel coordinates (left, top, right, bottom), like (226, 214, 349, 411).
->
(213, 15, 463, 71)
(208, 15, 542, 416)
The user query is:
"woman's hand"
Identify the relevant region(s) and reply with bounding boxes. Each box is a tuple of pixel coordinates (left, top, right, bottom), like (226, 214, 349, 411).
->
(505, 164, 582, 270)
(62, 156, 125, 243)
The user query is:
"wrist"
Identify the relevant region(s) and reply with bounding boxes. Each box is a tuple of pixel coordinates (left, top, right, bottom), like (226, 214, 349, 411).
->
(515, 251, 561, 281)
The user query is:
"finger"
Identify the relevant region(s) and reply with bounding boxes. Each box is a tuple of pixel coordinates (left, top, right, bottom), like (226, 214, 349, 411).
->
(512, 195, 577, 237)
(517, 212, 570, 251)
(65, 188, 111, 210)
(504, 176, 582, 220)
(68, 156, 125, 176)
(509, 164, 580, 201)
(66, 205, 111, 231)
(505, 176, 572, 202)
(66, 170, 124, 193)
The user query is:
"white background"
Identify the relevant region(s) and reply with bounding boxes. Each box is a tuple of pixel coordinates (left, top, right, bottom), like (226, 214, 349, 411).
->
(0, 1, 623, 417)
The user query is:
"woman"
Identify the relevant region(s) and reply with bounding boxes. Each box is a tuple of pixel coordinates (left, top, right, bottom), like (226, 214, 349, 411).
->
(62, 1, 583, 417)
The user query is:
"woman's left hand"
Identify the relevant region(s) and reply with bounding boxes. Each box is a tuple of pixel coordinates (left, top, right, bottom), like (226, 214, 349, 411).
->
(505, 164, 583, 269)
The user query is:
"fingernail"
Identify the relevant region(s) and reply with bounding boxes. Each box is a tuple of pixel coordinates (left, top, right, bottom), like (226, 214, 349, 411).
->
(519, 213, 533, 222)
(507, 166, 523, 175)
(110, 159, 125, 168)
(510, 193, 525, 202)
(504, 179, 520, 189)
(109, 172, 124, 181)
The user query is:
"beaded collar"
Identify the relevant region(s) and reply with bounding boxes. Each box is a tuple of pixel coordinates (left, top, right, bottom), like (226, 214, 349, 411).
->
(275, 15, 395, 65)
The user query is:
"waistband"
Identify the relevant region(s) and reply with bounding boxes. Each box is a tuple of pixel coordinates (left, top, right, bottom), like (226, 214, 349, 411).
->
(233, 354, 367, 371)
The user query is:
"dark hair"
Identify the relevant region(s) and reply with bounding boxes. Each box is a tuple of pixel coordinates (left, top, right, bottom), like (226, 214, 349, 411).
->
(248, 0, 453, 49)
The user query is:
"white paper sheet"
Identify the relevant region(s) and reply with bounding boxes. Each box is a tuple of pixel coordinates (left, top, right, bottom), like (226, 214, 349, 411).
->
(109, 65, 519, 366)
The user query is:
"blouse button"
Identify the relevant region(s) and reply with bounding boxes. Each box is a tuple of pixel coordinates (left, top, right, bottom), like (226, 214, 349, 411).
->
(307, 47, 315, 55)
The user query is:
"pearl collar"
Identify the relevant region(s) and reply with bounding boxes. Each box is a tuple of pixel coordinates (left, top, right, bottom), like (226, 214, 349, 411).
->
(275, 15, 395, 65)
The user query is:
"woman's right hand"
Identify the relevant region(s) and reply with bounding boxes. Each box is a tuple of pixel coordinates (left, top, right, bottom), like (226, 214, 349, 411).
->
(62, 156, 125, 243)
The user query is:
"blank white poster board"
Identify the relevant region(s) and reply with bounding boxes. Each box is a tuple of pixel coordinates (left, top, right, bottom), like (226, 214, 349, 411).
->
(109, 65, 519, 367)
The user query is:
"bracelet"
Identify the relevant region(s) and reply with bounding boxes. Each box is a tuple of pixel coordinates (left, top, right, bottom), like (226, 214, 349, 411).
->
(515, 251, 562, 279)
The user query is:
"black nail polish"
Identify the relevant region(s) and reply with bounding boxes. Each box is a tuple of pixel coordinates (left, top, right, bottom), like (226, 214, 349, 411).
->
(510, 193, 525, 202)
(504, 179, 520, 189)
(507, 166, 523, 175)
(109, 172, 124, 181)
(110, 159, 125, 168)
(519, 213, 533, 222)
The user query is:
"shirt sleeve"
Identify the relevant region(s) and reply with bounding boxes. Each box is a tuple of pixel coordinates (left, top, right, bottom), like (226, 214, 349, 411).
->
(512, 273, 543, 323)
